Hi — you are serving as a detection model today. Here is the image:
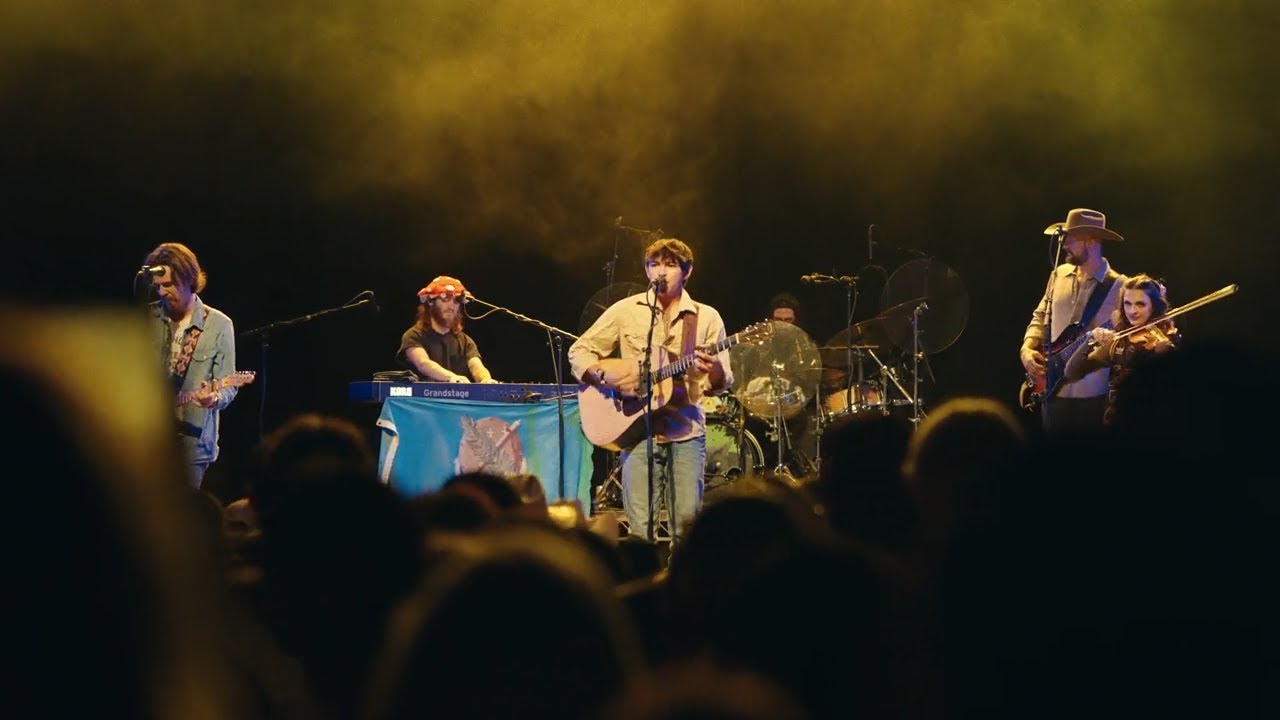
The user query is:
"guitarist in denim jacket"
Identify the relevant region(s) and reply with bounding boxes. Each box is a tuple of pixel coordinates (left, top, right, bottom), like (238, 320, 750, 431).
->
(144, 243, 240, 487)
(1019, 209, 1127, 434)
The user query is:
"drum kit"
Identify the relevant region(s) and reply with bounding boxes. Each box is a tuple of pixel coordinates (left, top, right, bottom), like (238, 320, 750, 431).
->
(703, 255, 970, 488)
(588, 253, 969, 511)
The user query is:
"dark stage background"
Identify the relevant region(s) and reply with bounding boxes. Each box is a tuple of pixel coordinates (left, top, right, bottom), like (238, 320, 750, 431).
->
(3, 1, 1276, 495)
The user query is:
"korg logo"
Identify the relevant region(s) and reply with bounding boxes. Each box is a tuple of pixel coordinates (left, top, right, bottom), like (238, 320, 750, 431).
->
(389, 387, 412, 397)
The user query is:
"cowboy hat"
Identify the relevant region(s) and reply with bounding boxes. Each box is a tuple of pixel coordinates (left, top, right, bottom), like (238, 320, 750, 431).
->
(1042, 208, 1124, 242)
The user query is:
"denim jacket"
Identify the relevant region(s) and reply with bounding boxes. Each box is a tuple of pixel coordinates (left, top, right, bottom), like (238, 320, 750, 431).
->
(150, 295, 238, 464)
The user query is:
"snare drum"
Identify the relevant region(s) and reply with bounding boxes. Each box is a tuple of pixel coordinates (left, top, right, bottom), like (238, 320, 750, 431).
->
(822, 382, 883, 418)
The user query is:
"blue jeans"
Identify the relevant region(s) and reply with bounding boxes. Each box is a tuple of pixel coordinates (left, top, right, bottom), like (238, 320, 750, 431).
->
(190, 461, 210, 489)
(621, 435, 705, 542)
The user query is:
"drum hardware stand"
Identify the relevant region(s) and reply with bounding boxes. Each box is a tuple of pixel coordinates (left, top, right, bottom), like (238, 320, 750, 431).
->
(811, 379, 824, 473)
(910, 301, 928, 425)
(766, 360, 801, 482)
(594, 451, 624, 512)
(863, 345, 921, 420)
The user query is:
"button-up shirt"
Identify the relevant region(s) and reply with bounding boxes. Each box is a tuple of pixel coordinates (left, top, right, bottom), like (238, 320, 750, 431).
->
(569, 289, 733, 444)
(1024, 259, 1126, 399)
(150, 294, 239, 463)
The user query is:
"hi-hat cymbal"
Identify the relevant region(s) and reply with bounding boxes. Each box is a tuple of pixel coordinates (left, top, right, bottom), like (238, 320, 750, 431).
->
(880, 257, 969, 354)
(729, 320, 822, 421)
(578, 281, 647, 335)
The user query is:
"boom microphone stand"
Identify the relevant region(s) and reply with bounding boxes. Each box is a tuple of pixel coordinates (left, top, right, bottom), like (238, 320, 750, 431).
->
(240, 290, 378, 442)
(800, 270, 860, 423)
(463, 293, 580, 500)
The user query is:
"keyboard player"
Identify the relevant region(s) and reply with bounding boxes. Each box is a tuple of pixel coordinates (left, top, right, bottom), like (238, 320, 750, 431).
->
(396, 275, 498, 384)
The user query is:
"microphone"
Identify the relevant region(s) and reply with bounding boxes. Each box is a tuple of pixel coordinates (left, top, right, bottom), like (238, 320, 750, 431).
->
(868, 224, 877, 261)
(801, 273, 858, 284)
(138, 265, 165, 277)
(1043, 223, 1065, 236)
(649, 277, 667, 291)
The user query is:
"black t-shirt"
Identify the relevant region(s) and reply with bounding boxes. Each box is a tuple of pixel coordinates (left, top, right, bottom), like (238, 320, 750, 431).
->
(397, 325, 481, 380)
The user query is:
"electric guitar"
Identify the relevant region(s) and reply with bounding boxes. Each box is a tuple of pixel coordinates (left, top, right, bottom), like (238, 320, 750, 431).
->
(578, 322, 772, 450)
(176, 371, 256, 407)
(1019, 320, 1113, 412)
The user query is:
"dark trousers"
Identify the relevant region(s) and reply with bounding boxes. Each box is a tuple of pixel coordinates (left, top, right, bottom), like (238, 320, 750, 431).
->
(1042, 395, 1108, 436)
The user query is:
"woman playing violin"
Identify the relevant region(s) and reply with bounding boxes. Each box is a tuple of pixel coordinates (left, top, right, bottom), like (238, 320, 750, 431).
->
(1064, 274, 1182, 426)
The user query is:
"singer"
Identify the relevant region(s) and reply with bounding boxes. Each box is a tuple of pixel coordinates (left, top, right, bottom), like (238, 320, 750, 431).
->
(143, 242, 241, 487)
(569, 238, 733, 542)
(396, 275, 498, 384)
(1019, 208, 1128, 434)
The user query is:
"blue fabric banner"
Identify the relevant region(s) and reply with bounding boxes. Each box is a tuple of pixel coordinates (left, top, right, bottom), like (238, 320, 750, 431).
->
(375, 397, 593, 507)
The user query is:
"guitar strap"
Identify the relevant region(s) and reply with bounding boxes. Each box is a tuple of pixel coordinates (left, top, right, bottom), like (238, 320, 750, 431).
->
(170, 306, 210, 392)
(681, 310, 698, 358)
(1078, 270, 1118, 329)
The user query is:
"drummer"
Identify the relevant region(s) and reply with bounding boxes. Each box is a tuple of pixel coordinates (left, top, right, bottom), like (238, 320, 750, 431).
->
(767, 292, 804, 328)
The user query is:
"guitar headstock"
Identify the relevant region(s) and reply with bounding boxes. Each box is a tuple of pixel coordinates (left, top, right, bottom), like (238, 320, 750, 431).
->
(736, 321, 774, 345)
(220, 370, 256, 389)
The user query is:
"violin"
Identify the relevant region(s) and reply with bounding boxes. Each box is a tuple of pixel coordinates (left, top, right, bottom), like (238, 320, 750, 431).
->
(1106, 283, 1236, 351)
(1126, 321, 1178, 352)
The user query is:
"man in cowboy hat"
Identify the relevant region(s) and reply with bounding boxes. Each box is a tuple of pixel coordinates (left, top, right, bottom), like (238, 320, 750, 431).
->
(1020, 209, 1128, 433)
(397, 275, 498, 383)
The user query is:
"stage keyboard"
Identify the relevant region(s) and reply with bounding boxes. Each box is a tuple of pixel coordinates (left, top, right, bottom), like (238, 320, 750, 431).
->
(348, 380, 575, 404)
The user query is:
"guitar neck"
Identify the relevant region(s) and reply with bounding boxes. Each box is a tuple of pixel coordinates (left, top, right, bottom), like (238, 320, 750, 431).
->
(652, 333, 739, 383)
(176, 373, 253, 406)
(1053, 319, 1114, 360)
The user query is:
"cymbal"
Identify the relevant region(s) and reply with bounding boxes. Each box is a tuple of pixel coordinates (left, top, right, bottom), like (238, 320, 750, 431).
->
(821, 318, 892, 369)
(578, 281, 647, 335)
(880, 257, 969, 354)
(876, 296, 930, 319)
(729, 320, 822, 421)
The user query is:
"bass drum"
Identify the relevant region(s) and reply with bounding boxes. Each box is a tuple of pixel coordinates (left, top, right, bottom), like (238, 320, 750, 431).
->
(704, 422, 763, 498)
(697, 392, 741, 422)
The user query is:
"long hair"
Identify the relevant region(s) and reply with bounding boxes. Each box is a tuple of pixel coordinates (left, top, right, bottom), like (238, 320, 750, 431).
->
(1112, 274, 1169, 331)
(143, 243, 207, 294)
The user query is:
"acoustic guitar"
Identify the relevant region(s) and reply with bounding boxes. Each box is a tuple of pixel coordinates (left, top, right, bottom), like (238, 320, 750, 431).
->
(578, 322, 772, 450)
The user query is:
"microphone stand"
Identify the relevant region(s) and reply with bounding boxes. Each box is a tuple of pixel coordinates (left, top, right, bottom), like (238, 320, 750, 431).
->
(240, 291, 376, 442)
(1040, 227, 1066, 431)
(642, 284, 662, 542)
(801, 271, 859, 420)
(463, 293, 580, 501)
